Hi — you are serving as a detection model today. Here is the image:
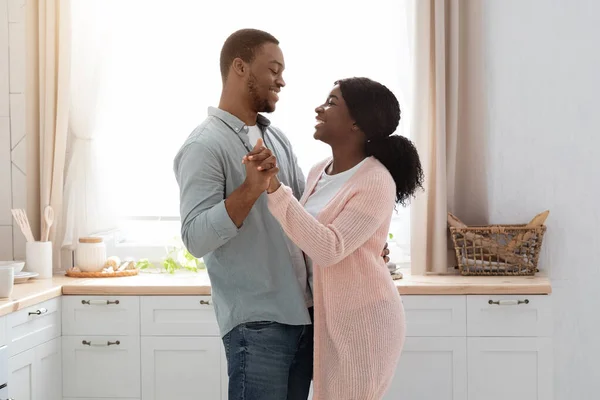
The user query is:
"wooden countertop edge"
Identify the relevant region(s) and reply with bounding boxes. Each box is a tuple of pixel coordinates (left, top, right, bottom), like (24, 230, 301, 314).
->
(60, 285, 213, 296)
(0, 286, 64, 317)
(397, 285, 552, 295)
(60, 283, 551, 296)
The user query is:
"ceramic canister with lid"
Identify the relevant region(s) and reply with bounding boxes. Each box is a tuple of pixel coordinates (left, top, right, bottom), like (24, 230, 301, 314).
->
(75, 237, 107, 271)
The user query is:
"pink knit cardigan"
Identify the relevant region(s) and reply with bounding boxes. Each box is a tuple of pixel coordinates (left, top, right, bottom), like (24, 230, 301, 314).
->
(268, 156, 406, 400)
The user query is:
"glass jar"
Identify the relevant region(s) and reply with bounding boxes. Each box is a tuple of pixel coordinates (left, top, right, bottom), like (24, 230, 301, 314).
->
(75, 237, 107, 272)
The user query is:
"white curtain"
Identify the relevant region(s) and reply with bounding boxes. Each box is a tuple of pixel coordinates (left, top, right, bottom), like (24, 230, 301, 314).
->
(409, 0, 488, 275)
(25, 0, 71, 269)
(409, 0, 461, 274)
(58, 0, 115, 252)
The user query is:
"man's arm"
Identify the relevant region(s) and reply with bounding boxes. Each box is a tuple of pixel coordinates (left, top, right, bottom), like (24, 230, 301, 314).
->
(175, 142, 257, 258)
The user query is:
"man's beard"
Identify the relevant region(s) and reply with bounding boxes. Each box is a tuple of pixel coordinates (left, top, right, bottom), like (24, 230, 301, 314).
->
(248, 72, 274, 113)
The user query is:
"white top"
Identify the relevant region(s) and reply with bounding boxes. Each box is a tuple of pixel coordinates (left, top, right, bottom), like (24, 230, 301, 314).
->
(303, 158, 368, 290)
(246, 125, 313, 306)
(247, 125, 263, 146)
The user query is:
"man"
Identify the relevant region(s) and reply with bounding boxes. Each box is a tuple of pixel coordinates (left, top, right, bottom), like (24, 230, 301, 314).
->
(174, 29, 390, 399)
(174, 29, 313, 400)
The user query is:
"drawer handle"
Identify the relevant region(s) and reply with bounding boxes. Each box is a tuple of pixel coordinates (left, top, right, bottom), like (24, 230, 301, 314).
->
(82, 299, 120, 305)
(199, 300, 211, 305)
(28, 307, 48, 316)
(488, 299, 529, 306)
(82, 340, 121, 347)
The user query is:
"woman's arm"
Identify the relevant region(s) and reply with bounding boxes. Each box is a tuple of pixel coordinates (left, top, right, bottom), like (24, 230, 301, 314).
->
(267, 172, 395, 266)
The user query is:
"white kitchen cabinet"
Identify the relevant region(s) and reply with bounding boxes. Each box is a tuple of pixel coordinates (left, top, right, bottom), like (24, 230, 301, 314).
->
(0, 291, 522, 399)
(37, 337, 62, 400)
(141, 336, 222, 400)
(8, 337, 61, 400)
(140, 296, 219, 336)
(62, 335, 140, 398)
(467, 295, 552, 337)
(402, 295, 467, 337)
(8, 347, 34, 400)
(62, 296, 139, 336)
(467, 337, 553, 400)
(383, 337, 467, 400)
(8, 298, 61, 357)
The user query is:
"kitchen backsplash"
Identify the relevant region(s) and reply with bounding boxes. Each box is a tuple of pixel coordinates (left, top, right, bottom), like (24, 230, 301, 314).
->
(0, 0, 26, 261)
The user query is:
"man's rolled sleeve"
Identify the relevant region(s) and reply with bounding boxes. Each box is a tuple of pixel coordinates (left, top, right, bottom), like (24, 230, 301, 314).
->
(175, 141, 239, 258)
(207, 199, 239, 240)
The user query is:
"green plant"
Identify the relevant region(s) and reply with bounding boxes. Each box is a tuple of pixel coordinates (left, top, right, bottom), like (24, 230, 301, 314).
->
(137, 237, 205, 274)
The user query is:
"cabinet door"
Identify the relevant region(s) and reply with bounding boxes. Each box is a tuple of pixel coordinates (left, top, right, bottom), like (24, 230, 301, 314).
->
(468, 338, 552, 400)
(383, 337, 467, 400)
(62, 335, 141, 398)
(37, 337, 62, 400)
(62, 296, 140, 336)
(8, 347, 35, 400)
(8, 298, 61, 357)
(141, 336, 222, 400)
(140, 296, 218, 336)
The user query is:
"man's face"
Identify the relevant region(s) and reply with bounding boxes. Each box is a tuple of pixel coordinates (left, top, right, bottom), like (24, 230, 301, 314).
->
(246, 43, 286, 113)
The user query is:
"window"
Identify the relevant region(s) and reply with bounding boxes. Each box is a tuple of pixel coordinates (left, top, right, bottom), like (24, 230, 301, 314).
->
(81, 0, 412, 263)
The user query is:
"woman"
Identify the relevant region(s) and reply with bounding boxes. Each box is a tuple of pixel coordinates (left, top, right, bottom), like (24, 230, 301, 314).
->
(247, 77, 423, 399)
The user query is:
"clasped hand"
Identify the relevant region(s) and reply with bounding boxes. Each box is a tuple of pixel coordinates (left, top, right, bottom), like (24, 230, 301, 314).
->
(242, 138, 281, 194)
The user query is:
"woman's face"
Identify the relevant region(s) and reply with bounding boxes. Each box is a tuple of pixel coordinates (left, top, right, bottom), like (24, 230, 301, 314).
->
(313, 85, 357, 144)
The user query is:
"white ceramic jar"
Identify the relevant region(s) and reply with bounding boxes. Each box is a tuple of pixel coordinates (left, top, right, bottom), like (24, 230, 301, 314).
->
(75, 237, 107, 272)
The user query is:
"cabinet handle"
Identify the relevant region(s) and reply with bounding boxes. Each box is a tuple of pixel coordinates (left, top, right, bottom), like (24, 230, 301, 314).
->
(28, 307, 48, 316)
(488, 299, 529, 306)
(81, 299, 120, 305)
(82, 340, 121, 347)
(199, 300, 211, 305)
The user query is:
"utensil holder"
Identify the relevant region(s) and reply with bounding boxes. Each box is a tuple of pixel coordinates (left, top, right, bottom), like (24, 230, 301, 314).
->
(0, 266, 14, 298)
(26, 241, 53, 279)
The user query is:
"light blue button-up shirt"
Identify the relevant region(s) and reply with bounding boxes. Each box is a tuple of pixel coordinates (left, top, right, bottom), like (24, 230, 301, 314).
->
(174, 107, 312, 337)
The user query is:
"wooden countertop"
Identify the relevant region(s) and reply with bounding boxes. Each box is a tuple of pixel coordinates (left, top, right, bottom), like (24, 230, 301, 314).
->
(0, 270, 551, 316)
(60, 270, 552, 296)
(0, 276, 87, 317)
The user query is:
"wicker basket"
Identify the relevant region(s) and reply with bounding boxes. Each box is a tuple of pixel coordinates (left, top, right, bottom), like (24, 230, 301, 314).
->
(450, 224, 546, 276)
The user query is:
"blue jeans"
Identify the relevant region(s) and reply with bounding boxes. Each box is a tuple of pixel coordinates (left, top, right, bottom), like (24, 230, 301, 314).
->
(222, 308, 314, 400)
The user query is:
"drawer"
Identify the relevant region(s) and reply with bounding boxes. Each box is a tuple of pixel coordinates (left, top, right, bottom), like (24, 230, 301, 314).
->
(402, 295, 466, 336)
(467, 295, 552, 337)
(8, 298, 61, 356)
(141, 296, 218, 336)
(0, 316, 6, 346)
(62, 295, 139, 336)
(62, 335, 141, 398)
(0, 345, 7, 386)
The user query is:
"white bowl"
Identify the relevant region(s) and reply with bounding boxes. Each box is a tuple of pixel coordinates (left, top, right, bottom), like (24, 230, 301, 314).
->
(0, 260, 25, 273)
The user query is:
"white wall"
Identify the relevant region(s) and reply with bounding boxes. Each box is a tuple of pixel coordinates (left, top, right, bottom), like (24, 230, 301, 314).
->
(475, 1, 600, 398)
(0, 0, 26, 261)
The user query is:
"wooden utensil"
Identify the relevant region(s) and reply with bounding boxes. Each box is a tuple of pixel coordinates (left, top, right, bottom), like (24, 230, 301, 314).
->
(41, 205, 54, 242)
(11, 209, 35, 242)
(506, 210, 549, 251)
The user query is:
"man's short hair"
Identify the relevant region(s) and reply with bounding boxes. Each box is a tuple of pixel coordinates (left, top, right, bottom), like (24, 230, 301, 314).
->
(220, 29, 279, 81)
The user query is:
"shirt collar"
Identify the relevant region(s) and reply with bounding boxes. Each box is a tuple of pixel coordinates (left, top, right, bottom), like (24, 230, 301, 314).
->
(208, 107, 272, 134)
